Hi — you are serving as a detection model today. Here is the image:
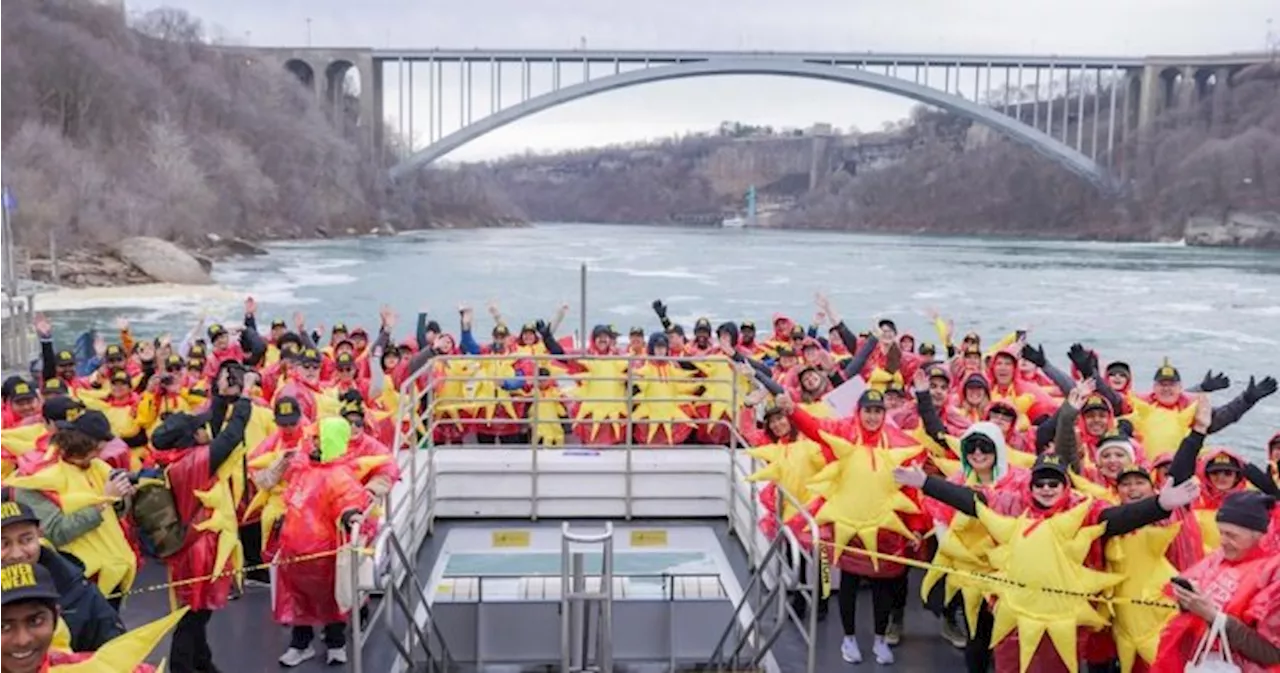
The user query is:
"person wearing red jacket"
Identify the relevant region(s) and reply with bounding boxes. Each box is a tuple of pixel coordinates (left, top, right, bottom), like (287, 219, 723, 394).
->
(271, 417, 372, 668)
(147, 369, 255, 673)
(777, 389, 927, 665)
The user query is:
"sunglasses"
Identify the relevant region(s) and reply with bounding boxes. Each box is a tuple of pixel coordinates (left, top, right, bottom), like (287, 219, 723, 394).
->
(166, 366, 184, 373)
(1032, 479, 1063, 489)
(965, 441, 997, 455)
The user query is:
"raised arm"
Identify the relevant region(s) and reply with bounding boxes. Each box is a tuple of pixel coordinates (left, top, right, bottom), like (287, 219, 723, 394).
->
(1208, 376, 1276, 434)
(1168, 394, 1211, 485)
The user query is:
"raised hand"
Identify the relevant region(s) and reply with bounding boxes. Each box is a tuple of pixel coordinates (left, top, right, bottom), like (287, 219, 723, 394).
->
(651, 300, 668, 318)
(1021, 343, 1047, 368)
(244, 296, 257, 316)
(1244, 376, 1278, 404)
(292, 311, 306, 331)
(137, 340, 155, 363)
(1157, 478, 1200, 511)
(1067, 378, 1097, 409)
(1067, 343, 1092, 376)
(114, 317, 130, 332)
(1198, 370, 1230, 393)
(893, 467, 927, 488)
(33, 313, 51, 338)
(1192, 393, 1212, 432)
(93, 334, 107, 358)
(912, 367, 929, 392)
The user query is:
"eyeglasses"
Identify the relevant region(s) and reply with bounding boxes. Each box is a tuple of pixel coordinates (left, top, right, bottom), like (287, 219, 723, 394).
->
(1032, 479, 1063, 490)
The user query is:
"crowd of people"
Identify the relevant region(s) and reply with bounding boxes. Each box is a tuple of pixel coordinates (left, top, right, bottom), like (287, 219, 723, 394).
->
(1, 292, 1277, 672)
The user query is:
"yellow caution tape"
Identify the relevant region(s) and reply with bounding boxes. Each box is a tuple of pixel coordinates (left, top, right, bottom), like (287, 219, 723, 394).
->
(104, 545, 374, 601)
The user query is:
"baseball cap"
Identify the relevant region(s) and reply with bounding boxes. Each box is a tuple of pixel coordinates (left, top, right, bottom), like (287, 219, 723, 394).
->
(10, 380, 37, 402)
(42, 396, 85, 423)
(926, 364, 950, 382)
(298, 348, 322, 366)
(694, 318, 712, 333)
(1, 501, 41, 528)
(1154, 363, 1181, 383)
(1031, 454, 1069, 482)
(857, 389, 887, 410)
(273, 397, 303, 425)
(207, 324, 227, 340)
(332, 322, 348, 334)
(1116, 463, 1152, 482)
(270, 318, 287, 329)
(103, 344, 125, 360)
(1081, 394, 1111, 415)
(54, 350, 75, 366)
(0, 563, 60, 606)
(55, 409, 114, 442)
(41, 378, 68, 397)
(1204, 453, 1242, 474)
(628, 326, 644, 336)
(109, 369, 131, 385)
(335, 352, 356, 367)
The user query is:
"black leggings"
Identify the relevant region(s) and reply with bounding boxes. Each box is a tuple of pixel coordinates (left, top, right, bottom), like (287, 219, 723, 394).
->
(965, 602, 994, 673)
(837, 571, 898, 637)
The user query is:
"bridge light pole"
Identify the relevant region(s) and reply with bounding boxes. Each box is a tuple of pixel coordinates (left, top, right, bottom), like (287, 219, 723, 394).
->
(306, 17, 313, 47)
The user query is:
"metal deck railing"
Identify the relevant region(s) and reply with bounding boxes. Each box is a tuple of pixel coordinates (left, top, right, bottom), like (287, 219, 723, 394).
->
(348, 351, 820, 673)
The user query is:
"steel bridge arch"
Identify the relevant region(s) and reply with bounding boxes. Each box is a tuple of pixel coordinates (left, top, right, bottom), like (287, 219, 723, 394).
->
(389, 59, 1113, 189)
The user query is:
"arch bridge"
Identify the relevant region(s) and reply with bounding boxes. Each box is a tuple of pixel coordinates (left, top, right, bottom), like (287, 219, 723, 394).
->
(229, 47, 1271, 188)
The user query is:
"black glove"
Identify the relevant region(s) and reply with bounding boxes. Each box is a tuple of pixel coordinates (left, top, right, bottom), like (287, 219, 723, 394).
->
(1067, 343, 1093, 378)
(1198, 370, 1231, 393)
(1116, 418, 1135, 439)
(651, 300, 668, 319)
(1244, 375, 1278, 404)
(1020, 343, 1046, 368)
(535, 319, 548, 334)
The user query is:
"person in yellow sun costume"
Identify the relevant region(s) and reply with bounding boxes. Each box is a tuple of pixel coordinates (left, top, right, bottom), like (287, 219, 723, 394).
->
(919, 421, 1029, 658)
(629, 333, 703, 445)
(688, 325, 755, 445)
(145, 368, 256, 673)
(897, 452, 1202, 673)
(743, 399, 831, 621)
(2, 562, 189, 673)
(7, 411, 138, 603)
(774, 389, 927, 666)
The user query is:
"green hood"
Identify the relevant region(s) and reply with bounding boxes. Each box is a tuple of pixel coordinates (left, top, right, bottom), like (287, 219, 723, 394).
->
(318, 417, 351, 463)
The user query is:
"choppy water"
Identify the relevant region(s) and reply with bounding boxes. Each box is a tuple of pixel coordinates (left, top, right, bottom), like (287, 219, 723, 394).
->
(40, 223, 1280, 456)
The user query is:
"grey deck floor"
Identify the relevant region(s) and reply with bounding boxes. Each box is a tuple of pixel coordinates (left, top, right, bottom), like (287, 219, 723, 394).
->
(122, 518, 964, 672)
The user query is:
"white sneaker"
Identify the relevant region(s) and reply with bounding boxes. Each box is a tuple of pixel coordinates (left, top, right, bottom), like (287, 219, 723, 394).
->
(873, 636, 895, 664)
(326, 647, 347, 665)
(841, 636, 862, 664)
(278, 647, 315, 667)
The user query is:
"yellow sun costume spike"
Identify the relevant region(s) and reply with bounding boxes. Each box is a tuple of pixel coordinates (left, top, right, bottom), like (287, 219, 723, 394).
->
(1104, 524, 1180, 673)
(530, 386, 568, 446)
(629, 362, 701, 443)
(921, 512, 997, 635)
(569, 359, 629, 441)
(52, 606, 189, 673)
(4, 463, 137, 594)
(691, 355, 753, 423)
(746, 439, 825, 521)
(976, 500, 1124, 673)
(806, 431, 923, 571)
(470, 356, 519, 421)
(432, 358, 480, 429)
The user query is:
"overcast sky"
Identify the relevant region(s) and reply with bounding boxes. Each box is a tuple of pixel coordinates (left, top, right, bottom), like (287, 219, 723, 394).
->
(126, 0, 1276, 161)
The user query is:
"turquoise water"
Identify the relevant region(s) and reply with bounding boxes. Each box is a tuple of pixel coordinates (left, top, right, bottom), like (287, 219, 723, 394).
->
(443, 551, 716, 578)
(35, 223, 1280, 456)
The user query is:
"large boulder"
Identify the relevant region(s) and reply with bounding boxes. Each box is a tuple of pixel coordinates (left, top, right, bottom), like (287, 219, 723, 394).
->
(113, 237, 214, 285)
(1185, 211, 1280, 249)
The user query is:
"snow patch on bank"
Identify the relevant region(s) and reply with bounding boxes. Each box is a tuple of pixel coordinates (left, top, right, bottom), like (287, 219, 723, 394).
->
(23, 283, 243, 313)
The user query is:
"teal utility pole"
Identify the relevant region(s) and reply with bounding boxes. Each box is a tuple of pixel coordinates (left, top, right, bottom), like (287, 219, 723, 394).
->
(746, 185, 757, 226)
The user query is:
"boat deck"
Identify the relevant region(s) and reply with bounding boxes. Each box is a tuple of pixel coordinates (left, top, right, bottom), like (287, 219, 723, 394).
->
(124, 517, 962, 672)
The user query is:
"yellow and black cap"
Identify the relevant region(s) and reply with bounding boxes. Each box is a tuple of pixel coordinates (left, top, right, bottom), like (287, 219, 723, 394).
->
(1205, 453, 1242, 474)
(1, 501, 40, 529)
(1, 562, 60, 606)
(10, 380, 37, 402)
(104, 344, 125, 360)
(54, 350, 75, 366)
(1154, 361, 1181, 383)
(857, 389, 887, 410)
(273, 396, 302, 425)
(41, 377, 68, 397)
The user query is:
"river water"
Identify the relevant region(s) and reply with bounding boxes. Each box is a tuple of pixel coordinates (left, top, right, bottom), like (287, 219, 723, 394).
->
(41, 223, 1280, 455)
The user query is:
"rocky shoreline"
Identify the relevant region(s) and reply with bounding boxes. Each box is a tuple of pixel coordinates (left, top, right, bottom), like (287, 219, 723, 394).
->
(18, 217, 528, 290)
